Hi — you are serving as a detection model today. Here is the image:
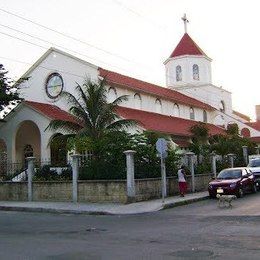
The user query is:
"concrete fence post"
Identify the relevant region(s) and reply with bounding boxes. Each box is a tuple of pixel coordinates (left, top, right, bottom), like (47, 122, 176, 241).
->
(227, 153, 235, 168)
(160, 156, 167, 201)
(71, 154, 81, 203)
(242, 146, 248, 166)
(186, 152, 195, 193)
(123, 150, 136, 203)
(210, 152, 217, 179)
(26, 157, 36, 202)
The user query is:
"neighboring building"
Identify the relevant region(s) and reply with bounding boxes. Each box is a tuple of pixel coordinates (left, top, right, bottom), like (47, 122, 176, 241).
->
(0, 28, 259, 165)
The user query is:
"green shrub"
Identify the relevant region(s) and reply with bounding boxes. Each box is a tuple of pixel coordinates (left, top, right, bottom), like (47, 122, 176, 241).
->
(33, 165, 72, 181)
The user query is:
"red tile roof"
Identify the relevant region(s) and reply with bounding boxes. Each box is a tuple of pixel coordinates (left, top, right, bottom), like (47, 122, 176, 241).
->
(233, 110, 250, 121)
(169, 33, 208, 58)
(172, 139, 191, 148)
(246, 121, 260, 131)
(250, 136, 260, 144)
(24, 101, 224, 139)
(117, 106, 225, 137)
(99, 68, 214, 111)
(24, 101, 78, 124)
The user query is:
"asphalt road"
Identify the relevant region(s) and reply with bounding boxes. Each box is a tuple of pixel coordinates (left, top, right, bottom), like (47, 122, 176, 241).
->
(0, 193, 259, 260)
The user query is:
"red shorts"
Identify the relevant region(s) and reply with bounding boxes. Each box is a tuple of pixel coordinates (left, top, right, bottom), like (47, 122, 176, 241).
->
(179, 182, 187, 194)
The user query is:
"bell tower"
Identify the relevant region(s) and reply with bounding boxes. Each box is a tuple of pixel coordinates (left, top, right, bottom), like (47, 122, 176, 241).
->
(164, 14, 212, 88)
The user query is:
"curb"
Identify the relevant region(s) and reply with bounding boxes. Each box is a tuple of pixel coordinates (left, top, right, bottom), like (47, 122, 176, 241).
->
(0, 206, 112, 215)
(0, 195, 209, 215)
(162, 196, 209, 210)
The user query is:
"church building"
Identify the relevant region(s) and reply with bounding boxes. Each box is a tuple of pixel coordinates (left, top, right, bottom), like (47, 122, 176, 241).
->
(0, 18, 259, 165)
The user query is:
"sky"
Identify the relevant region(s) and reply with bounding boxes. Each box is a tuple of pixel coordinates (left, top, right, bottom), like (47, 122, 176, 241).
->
(0, 0, 259, 120)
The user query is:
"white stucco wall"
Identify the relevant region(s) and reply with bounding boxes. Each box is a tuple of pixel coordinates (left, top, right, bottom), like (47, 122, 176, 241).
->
(173, 84, 233, 116)
(108, 85, 209, 122)
(165, 55, 212, 87)
(19, 49, 99, 113)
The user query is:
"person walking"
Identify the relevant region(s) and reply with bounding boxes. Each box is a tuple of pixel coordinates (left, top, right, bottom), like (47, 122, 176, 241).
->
(177, 165, 187, 197)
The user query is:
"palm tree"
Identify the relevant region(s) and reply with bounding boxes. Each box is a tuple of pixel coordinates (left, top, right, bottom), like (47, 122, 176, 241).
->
(46, 78, 136, 155)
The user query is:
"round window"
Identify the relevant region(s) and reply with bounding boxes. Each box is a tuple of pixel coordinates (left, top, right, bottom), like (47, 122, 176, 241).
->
(45, 73, 64, 99)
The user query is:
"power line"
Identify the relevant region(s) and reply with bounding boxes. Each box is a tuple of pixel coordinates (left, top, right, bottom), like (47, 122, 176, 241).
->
(0, 7, 148, 66)
(0, 24, 115, 70)
(0, 28, 226, 104)
(0, 55, 85, 79)
(0, 28, 150, 78)
(0, 30, 48, 49)
(0, 9, 227, 104)
(112, 0, 170, 32)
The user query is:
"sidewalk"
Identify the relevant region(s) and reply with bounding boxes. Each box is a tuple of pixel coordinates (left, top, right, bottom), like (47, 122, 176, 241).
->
(0, 191, 208, 215)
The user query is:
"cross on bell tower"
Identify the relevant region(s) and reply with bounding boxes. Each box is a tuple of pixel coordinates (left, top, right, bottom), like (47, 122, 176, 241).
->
(181, 13, 189, 33)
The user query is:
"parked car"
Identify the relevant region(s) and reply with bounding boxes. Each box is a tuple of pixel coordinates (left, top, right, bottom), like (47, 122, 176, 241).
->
(208, 167, 257, 198)
(247, 158, 260, 190)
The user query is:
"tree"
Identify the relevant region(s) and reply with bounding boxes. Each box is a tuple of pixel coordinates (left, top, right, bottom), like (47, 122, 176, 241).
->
(189, 122, 210, 161)
(209, 132, 256, 167)
(226, 123, 239, 136)
(190, 122, 209, 144)
(0, 64, 23, 113)
(46, 78, 136, 157)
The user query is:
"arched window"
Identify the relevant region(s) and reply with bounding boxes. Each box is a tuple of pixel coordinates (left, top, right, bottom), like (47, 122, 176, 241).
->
(241, 128, 251, 138)
(220, 100, 225, 113)
(176, 65, 182, 82)
(108, 87, 117, 103)
(193, 64, 199, 80)
(134, 93, 142, 109)
(173, 103, 180, 117)
(203, 110, 207, 123)
(190, 107, 195, 120)
(155, 99, 162, 113)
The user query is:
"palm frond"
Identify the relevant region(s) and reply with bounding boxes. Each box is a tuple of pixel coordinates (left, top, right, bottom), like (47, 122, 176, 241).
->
(111, 95, 129, 106)
(107, 119, 138, 131)
(47, 133, 75, 147)
(45, 119, 81, 133)
(68, 106, 91, 125)
(60, 91, 84, 111)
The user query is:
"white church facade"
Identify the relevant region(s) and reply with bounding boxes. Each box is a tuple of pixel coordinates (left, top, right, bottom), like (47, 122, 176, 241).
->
(0, 30, 260, 165)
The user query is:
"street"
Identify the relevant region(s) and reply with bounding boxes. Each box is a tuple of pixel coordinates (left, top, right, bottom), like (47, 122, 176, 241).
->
(0, 193, 259, 260)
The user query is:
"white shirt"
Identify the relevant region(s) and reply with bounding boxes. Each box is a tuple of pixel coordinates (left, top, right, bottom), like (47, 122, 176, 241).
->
(177, 169, 186, 182)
